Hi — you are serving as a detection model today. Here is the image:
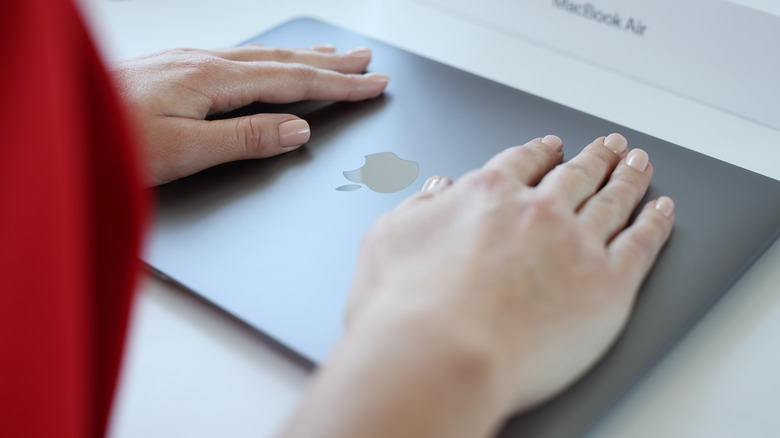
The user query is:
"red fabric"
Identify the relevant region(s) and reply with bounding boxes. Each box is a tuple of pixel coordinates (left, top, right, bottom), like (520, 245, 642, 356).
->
(0, 1, 147, 438)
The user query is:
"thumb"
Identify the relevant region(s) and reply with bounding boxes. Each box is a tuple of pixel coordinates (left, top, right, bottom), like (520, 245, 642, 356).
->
(207, 113, 311, 159)
(156, 113, 310, 183)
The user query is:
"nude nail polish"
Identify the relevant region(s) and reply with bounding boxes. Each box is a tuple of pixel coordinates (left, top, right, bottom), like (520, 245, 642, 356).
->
(603, 133, 628, 154)
(422, 176, 441, 192)
(348, 47, 372, 57)
(655, 196, 675, 217)
(279, 119, 310, 149)
(626, 149, 649, 171)
(364, 72, 391, 83)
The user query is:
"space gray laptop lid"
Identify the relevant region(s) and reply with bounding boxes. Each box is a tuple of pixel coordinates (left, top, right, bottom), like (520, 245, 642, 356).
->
(144, 18, 780, 438)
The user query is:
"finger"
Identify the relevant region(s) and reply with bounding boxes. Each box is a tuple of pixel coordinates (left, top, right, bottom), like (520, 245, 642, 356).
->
(153, 114, 310, 182)
(481, 135, 564, 186)
(578, 149, 653, 242)
(422, 175, 454, 192)
(537, 133, 629, 210)
(241, 42, 336, 53)
(246, 43, 337, 53)
(609, 196, 675, 284)
(206, 61, 390, 114)
(209, 45, 372, 73)
(395, 176, 454, 209)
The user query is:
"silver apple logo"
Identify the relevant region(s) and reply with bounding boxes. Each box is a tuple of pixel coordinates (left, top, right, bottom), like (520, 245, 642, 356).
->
(336, 152, 420, 193)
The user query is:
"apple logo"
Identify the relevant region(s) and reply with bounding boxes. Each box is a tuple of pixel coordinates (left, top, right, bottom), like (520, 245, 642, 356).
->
(336, 152, 420, 193)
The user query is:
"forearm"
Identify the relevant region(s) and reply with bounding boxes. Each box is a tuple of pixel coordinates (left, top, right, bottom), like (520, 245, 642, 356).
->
(277, 311, 510, 438)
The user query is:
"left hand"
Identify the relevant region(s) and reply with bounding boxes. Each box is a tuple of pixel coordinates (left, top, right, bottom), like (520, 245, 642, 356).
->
(110, 44, 390, 185)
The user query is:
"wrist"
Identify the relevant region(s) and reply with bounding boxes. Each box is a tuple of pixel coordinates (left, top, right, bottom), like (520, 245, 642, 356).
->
(344, 304, 515, 431)
(280, 303, 514, 438)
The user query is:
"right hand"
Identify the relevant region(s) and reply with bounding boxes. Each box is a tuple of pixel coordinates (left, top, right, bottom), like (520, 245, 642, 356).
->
(281, 134, 675, 438)
(345, 133, 675, 414)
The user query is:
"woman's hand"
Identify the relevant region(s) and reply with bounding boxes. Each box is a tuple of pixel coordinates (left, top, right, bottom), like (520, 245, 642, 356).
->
(280, 134, 674, 438)
(110, 44, 389, 185)
(349, 132, 674, 409)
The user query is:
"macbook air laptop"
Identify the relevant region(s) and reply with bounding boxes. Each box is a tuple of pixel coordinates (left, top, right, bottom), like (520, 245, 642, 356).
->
(144, 17, 780, 438)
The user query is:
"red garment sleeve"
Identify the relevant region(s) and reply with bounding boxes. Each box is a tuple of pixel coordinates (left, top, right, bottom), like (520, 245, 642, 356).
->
(0, 1, 148, 438)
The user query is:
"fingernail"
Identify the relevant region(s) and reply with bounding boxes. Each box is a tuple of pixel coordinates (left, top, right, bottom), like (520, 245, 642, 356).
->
(626, 149, 649, 171)
(541, 134, 563, 151)
(348, 47, 372, 57)
(364, 72, 391, 83)
(422, 176, 441, 192)
(279, 119, 310, 150)
(655, 196, 675, 217)
(603, 133, 628, 154)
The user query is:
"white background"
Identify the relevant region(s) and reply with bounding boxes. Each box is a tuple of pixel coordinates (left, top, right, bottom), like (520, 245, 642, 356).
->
(416, 0, 780, 130)
(75, 1, 780, 437)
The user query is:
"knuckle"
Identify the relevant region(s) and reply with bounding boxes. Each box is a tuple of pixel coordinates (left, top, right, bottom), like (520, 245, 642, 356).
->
(591, 195, 625, 226)
(236, 117, 265, 157)
(589, 143, 617, 163)
(614, 170, 647, 193)
(522, 192, 562, 224)
(595, 193, 621, 214)
(621, 175, 646, 194)
(286, 63, 318, 99)
(596, 184, 634, 214)
(465, 168, 509, 190)
(269, 47, 295, 62)
(165, 47, 200, 57)
(345, 74, 365, 101)
(628, 230, 656, 255)
(172, 52, 225, 80)
(293, 63, 317, 83)
(561, 162, 593, 180)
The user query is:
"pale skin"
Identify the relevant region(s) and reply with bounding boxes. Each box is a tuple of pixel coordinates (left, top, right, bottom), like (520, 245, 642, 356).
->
(111, 43, 390, 185)
(111, 45, 674, 437)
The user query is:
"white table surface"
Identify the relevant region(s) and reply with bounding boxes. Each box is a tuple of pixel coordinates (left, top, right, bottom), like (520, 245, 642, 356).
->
(75, 1, 780, 437)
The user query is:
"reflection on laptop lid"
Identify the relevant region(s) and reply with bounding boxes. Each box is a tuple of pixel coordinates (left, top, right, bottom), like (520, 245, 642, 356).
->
(144, 18, 780, 438)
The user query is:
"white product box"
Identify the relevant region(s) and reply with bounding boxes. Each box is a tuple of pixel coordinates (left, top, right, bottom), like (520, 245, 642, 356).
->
(416, 0, 780, 129)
